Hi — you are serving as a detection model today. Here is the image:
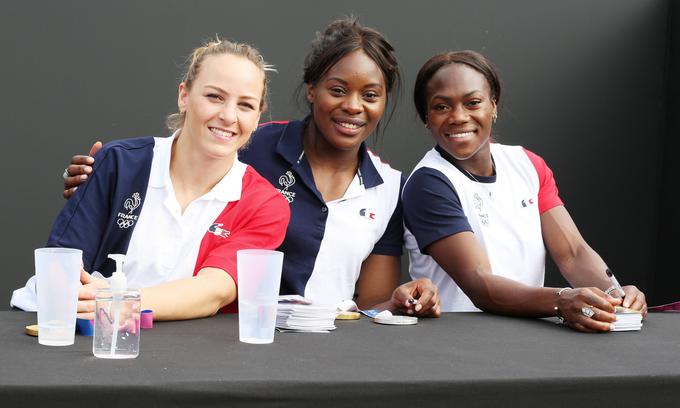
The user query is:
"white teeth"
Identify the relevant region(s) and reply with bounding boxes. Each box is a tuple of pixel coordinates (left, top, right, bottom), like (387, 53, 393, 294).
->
(338, 122, 360, 129)
(210, 128, 235, 138)
(445, 131, 474, 139)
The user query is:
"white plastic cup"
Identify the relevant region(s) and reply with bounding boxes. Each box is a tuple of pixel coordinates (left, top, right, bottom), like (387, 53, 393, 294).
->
(34, 248, 82, 346)
(237, 249, 283, 344)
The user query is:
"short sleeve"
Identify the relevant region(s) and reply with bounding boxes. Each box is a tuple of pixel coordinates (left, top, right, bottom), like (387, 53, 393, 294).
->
(47, 146, 113, 269)
(372, 175, 405, 256)
(522, 148, 563, 214)
(402, 167, 472, 254)
(193, 168, 290, 312)
(196, 170, 290, 314)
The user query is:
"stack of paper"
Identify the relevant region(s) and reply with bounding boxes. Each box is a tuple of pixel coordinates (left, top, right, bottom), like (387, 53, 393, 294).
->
(276, 295, 337, 333)
(611, 306, 643, 332)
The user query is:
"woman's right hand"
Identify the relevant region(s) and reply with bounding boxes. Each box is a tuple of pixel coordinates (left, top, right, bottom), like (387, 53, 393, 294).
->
(63, 141, 102, 199)
(557, 287, 621, 332)
(78, 268, 109, 320)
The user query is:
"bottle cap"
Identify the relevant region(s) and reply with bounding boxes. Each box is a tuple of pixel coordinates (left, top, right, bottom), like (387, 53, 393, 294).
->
(373, 310, 418, 325)
(76, 318, 94, 336)
(25, 324, 38, 337)
(336, 311, 361, 320)
(140, 310, 153, 329)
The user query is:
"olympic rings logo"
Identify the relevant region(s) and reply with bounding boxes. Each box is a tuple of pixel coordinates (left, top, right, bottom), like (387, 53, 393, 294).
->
(117, 218, 135, 229)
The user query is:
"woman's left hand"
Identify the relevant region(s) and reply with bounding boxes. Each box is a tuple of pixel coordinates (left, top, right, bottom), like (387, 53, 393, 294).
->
(390, 278, 441, 317)
(620, 285, 647, 318)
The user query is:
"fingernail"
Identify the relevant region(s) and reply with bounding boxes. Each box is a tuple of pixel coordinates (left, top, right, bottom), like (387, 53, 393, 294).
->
(80, 175, 87, 181)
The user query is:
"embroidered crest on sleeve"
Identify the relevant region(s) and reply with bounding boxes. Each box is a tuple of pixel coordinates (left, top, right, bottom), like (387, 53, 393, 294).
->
(277, 171, 297, 203)
(117, 192, 141, 229)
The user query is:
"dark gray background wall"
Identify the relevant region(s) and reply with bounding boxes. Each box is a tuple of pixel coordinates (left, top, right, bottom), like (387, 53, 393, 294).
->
(0, 0, 675, 308)
(657, 0, 679, 304)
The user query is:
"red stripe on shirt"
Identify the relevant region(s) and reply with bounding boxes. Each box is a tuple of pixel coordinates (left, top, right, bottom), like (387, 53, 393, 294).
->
(193, 166, 290, 313)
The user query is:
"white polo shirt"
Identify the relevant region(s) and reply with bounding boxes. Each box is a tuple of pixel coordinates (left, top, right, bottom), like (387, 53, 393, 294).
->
(302, 152, 402, 304)
(240, 119, 405, 307)
(123, 134, 247, 288)
(403, 144, 562, 312)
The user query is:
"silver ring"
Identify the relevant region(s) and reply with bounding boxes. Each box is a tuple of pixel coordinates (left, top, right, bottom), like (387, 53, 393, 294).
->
(62, 168, 71, 180)
(581, 306, 595, 318)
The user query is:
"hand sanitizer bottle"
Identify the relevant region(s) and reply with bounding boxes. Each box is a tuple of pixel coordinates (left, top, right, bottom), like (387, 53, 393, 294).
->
(93, 254, 141, 359)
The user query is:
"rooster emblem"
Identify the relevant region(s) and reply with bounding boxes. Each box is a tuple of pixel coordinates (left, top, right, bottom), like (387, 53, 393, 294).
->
(124, 192, 141, 214)
(277, 171, 297, 203)
(279, 171, 295, 190)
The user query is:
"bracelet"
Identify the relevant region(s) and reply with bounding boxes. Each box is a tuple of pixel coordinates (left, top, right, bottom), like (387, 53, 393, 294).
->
(554, 287, 571, 325)
(554, 306, 566, 325)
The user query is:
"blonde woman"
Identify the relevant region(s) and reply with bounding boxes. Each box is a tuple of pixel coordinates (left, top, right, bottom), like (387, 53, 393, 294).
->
(12, 40, 290, 320)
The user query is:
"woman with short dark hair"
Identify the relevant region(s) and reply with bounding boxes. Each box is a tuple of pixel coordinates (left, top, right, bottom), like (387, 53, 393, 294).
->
(404, 50, 645, 331)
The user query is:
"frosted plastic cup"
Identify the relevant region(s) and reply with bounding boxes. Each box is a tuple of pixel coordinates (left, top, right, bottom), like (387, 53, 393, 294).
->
(237, 249, 283, 344)
(34, 248, 82, 346)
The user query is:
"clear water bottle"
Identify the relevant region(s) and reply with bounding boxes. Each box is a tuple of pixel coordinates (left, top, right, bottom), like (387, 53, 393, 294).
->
(93, 288, 141, 359)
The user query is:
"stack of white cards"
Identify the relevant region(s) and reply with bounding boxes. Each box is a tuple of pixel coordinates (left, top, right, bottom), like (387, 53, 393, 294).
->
(276, 295, 337, 333)
(611, 306, 643, 332)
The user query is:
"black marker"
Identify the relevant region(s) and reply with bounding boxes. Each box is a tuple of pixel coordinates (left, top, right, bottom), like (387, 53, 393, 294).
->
(605, 268, 626, 298)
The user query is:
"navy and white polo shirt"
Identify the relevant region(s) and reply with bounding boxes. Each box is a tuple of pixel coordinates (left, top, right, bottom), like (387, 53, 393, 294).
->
(240, 118, 404, 305)
(403, 143, 562, 312)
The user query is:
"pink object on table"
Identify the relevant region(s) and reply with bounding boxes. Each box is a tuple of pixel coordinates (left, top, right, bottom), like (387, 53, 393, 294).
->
(648, 301, 680, 312)
(140, 310, 153, 329)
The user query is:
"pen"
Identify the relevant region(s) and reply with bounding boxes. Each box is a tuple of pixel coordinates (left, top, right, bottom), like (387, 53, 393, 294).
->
(605, 268, 626, 298)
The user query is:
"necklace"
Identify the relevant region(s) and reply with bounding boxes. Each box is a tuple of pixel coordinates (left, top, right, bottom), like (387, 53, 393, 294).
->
(462, 159, 496, 202)
(461, 159, 496, 183)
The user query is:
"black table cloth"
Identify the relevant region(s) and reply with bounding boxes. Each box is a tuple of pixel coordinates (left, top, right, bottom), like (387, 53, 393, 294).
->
(1, 311, 678, 407)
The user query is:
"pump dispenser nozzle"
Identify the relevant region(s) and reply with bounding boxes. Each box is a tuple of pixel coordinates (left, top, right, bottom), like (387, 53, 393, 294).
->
(107, 254, 127, 292)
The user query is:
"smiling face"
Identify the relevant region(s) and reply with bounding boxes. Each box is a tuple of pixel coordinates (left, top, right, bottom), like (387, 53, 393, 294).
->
(177, 53, 264, 161)
(306, 50, 386, 152)
(425, 63, 497, 168)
